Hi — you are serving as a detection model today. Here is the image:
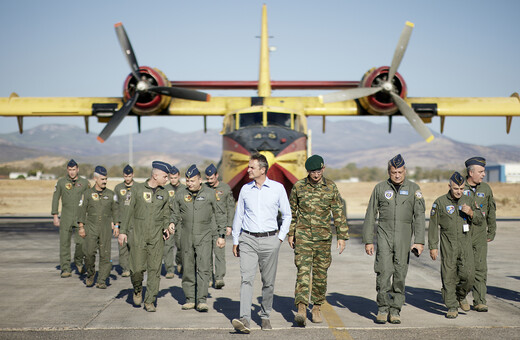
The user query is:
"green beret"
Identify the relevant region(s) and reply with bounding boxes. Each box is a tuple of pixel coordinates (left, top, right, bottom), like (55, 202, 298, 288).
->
(305, 155, 324, 171)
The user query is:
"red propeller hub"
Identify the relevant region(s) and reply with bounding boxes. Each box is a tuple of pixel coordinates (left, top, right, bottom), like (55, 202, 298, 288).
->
(359, 66, 407, 115)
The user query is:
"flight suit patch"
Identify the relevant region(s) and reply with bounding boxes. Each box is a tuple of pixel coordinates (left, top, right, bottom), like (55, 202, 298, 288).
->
(415, 190, 423, 199)
(196, 196, 205, 201)
(446, 205, 455, 214)
(103, 195, 109, 200)
(463, 190, 471, 196)
(143, 192, 152, 202)
(92, 193, 99, 200)
(184, 194, 192, 202)
(156, 195, 164, 200)
(120, 189, 127, 196)
(168, 190, 175, 197)
(65, 183, 72, 190)
(216, 190, 223, 201)
(399, 190, 409, 195)
(384, 190, 393, 200)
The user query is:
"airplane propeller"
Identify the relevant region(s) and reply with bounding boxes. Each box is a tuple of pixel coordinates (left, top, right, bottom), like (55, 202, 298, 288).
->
(97, 23, 211, 143)
(319, 21, 434, 143)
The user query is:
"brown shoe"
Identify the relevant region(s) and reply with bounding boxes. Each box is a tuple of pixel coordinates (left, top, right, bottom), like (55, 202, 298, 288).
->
(61, 272, 72, 278)
(86, 276, 95, 287)
(261, 319, 272, 330)
(196, 303, 209, 312)
(389, 313, 401, 324)
(96, 282, 107, 289)
(311, 304, 323, 323)
(232, 318, 251, 334)
(474, 304, 488, 312)
(121, 271, 130, 277)
(375, 312, 388, 324)
(181, 302, 196, 310)
(144, 303, 156, 312)
(294, 303, 307, 327)
(215, 280, 225, 289)
(165, 272, 175, 279)
(446, 308, 458, 319)
(458, 298, 470, 312)
(133, 290, 142, 306)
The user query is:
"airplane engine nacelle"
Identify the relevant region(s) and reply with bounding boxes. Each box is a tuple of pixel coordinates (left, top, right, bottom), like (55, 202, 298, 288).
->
(123, 66, 172, 115)
(358, 66, 407, 115)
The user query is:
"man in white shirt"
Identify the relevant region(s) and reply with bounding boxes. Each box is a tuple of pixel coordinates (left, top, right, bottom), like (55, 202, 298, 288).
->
(231, 153, 292, 333)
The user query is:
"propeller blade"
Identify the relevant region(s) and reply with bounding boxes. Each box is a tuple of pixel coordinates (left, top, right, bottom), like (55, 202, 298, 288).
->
(149, 86, 211, 102)
(319, 87, 382, 103)
(388, 21, 414, 82)
(390, 92, 434, 143)
(97, 94, 139, 143)
(114, 22, 140, 80)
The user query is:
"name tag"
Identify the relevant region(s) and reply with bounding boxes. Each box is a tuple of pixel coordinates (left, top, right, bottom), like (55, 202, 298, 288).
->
(399, 190, 409, 195)
(463, 224, 470, 233)
(477, 192, 485, 198)
(156, 195, 164, 200)
(196, 196, 205, 201)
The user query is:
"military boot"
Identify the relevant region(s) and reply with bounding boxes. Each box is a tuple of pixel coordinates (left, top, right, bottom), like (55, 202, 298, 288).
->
(85, 275, 95, 287)
(375, 312, 388, 324)
(294, 303, 307, 327)
(458, 298, 470, 312)
(311, 304, 323, 323)
(446, 308, 458, 319)
(133, 290, 142, 306)
(474, 304, 488, 312)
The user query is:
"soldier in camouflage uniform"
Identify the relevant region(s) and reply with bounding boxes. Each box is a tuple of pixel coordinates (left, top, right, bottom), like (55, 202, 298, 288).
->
(463, 157, 497, 312)
(163, 165, 186, 279)
(205, 163, 235, 289)
(78, 166, 119, 289)
(288, 155, 348, 326)
(428, 171, 482, 318)
(113, 164, 134, 277)
(169, 165, 227, 312)
(118, 161, 173, 312)
(51, 159, 90, 278)
(362, 154, 425, 324)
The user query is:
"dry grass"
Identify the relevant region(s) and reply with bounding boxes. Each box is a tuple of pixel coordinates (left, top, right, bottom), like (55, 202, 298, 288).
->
(0, 179, 518, 217)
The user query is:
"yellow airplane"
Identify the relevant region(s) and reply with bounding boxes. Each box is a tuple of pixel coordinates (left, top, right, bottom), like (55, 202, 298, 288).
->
(1, 5, 519, 198)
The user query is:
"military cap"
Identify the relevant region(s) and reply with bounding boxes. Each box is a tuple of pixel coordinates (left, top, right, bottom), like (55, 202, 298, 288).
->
(305, 155, 324, 171)
(123, 164, 133, 175)
(94, 165, 107, 176)
(67, 159, 78, 168)
(205, 163, 217, 176)
(186, 164, 200, 178)
(465, 156, 486, 168)
(389, 154, 405, 168)
(450, 171, 464, 186)
(152, 161, 170, 174)
(169, 165, 179, 175)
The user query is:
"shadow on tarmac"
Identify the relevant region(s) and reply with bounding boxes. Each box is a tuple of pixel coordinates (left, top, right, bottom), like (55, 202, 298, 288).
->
(405, 286, 445, 315)
(488, 285, 520, 302)
(327, 292, 377, 320)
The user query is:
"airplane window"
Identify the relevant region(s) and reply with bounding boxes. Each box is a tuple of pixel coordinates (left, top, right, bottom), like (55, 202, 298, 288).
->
(239, 112, 263, 127)
(267, 112, 291, 128)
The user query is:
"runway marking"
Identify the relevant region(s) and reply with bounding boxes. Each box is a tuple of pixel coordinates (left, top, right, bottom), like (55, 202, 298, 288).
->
(322, 302, 354, 340)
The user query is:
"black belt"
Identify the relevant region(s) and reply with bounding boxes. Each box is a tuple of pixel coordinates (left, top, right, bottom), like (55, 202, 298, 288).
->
(242, 229, 278, 238)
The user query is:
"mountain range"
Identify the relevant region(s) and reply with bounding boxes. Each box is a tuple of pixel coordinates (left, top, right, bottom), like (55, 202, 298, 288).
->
(0, 120, 519, 170)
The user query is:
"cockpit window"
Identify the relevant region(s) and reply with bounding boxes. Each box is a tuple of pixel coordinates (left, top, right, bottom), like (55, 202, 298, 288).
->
(267, 112, 291, 128)
(239, 112, 263, 127)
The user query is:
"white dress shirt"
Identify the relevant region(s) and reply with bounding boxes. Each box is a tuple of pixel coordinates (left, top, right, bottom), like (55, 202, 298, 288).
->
(232, 177, 292, 245)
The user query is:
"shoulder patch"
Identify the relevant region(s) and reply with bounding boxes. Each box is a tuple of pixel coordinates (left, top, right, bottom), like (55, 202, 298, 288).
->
(477, 192, 485, 198)
(415, 190, 423, 199)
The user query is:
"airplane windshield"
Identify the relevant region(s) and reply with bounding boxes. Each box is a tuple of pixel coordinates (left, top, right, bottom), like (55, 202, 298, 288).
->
(267, 112, 291, 128)
(239, 112, 263, 127)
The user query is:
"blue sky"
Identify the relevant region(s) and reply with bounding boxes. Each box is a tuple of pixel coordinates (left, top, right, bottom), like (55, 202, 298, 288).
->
(0, 0, 519, 146)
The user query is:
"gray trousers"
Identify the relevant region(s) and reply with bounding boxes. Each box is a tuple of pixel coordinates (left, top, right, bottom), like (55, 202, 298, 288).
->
(239, 232, 281, 321)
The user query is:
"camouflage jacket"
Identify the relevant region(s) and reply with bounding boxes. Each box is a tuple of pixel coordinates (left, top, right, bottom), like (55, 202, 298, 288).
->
(289, 176, 348, 241)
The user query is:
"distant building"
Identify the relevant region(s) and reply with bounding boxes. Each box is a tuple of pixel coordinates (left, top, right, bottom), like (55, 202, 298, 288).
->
(8, 171, 56, 180)
(485, 163, 520, 183)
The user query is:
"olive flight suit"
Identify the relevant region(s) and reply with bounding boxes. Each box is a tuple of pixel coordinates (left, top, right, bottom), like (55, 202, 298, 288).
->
(463, 181, 496, 306)
(206, 181, 235, 283)
(114, 182, 133, 274)
(121, 181, 170, 305)
(78, 187, 118, 285)
(289, 176, 349, 306)
(170, 185, 226, 305)
(163, 182, 186, 275)
(51, 176, 90, 274)
(362, 178, 425, 315)
(428, 192, 482, 310)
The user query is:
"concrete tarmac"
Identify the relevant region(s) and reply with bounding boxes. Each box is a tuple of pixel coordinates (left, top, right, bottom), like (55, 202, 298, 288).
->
(0, 218, 519, 339)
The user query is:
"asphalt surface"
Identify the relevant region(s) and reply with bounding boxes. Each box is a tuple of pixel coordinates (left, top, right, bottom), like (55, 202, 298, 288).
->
(0, 218, 519, 340)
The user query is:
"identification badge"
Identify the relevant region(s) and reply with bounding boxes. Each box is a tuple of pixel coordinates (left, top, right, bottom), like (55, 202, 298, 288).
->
(463, 224, 469, 233)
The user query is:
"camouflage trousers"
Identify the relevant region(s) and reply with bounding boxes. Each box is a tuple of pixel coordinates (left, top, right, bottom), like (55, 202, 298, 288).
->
(294, 238, 332, 306)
